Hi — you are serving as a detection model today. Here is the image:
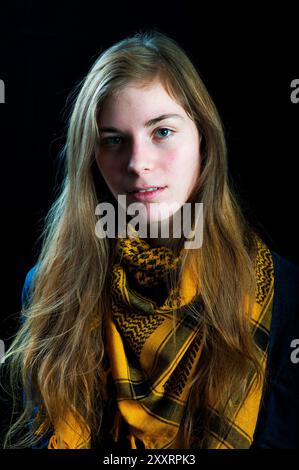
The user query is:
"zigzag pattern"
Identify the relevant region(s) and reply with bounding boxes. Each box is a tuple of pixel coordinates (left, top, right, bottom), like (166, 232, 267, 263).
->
(113, 306, 165, 358)
(107, 232, 274, 449)
(164, 332, 203, 397)
(117, 235, 181, 287)
(255, 238, 274, 306)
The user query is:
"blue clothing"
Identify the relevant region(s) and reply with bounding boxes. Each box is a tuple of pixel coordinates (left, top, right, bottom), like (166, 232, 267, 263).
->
(21, 250, 299, 448)
(20, 265, 53, 449)
(251, 251, 299, 448)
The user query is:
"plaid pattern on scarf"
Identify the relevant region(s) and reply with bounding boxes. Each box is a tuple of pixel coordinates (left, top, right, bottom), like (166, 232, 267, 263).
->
(45, 234, 274, 449)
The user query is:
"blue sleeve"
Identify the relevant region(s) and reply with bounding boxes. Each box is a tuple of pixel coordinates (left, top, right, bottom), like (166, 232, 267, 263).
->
(252, 251, 299, 448)
(21, 264, 51, 449)
(21, 265, 40, 316)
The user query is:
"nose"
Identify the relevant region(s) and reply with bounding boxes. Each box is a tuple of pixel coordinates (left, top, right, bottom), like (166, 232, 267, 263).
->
(127, 137, 153, 174)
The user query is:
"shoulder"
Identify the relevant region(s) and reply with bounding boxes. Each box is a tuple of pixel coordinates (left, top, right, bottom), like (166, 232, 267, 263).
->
(21, 264, 40, 306)
(252, 250, 299, 448)
(20, 263, 40, 326)
(271, 250, 299, 297)
(270, 250, 299, 341)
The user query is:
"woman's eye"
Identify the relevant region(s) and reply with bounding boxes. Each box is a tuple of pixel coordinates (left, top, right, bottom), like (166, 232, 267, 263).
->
(155, 128, 173, 139)
(101, 136, 124, 147)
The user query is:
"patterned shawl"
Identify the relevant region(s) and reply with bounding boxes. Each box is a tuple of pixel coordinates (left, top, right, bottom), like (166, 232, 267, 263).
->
(45, 234, 274, 449)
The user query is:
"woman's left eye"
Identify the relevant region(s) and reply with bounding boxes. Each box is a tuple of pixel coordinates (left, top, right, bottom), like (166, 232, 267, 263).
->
(155, 128, 173, 139)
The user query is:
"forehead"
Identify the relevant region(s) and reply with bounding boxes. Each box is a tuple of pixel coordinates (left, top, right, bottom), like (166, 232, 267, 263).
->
(99, 80, 184, 122)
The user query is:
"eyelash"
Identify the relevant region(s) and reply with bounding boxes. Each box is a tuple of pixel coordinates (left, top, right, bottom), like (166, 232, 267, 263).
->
(100, 128, 174, 147)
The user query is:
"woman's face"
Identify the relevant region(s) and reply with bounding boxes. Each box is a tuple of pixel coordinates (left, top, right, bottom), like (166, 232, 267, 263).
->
(95, 79, 201, 229)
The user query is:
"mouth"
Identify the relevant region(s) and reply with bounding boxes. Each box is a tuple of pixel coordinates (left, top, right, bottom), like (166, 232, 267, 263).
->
(127, 186, 167, 201)
(128, 186, 165, 193)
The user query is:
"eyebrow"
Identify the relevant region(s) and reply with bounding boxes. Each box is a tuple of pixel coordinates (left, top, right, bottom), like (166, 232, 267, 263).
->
(99, 113, 183, 133)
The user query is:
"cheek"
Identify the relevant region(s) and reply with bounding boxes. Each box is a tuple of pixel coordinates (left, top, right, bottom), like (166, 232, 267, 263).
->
(96, 156, 121, 184)
(161, 150, 182, 174)
(162, 147, 199, 178)
(165, 147, 200, 196)
(181, 139, 200, 174)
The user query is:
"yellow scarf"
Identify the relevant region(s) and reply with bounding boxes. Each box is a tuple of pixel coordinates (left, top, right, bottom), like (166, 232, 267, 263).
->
(44, 235, 274, 449)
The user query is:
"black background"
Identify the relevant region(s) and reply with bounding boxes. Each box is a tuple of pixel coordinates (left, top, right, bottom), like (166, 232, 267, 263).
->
(0, 0, 298, 460)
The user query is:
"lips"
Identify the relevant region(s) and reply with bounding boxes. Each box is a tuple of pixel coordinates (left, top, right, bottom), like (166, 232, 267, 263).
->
(128, 185, 165, 193)
(127, 186, 167, 201)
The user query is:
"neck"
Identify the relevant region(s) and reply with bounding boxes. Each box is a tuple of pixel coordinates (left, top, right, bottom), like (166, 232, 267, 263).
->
(126, 217, 184, 251)
(142, 218, 174, 249)
(141, 236, 173, 248)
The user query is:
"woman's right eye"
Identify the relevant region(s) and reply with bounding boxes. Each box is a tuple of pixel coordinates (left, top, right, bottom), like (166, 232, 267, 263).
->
(101, 136, 124, 147)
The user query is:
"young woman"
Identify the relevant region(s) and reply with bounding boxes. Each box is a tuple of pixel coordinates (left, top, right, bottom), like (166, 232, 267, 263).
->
(2, 30, 299, 449)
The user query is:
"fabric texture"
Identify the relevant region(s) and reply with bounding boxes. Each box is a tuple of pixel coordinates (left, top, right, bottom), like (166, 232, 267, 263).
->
(251, 251, 299, 448)
(40, 232, 274, 449)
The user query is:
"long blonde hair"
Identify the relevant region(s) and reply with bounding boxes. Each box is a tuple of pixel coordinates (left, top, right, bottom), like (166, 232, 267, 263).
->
(2, 29, 264, 448)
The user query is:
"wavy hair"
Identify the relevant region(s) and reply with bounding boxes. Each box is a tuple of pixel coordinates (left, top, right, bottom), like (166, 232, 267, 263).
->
(1, 29, 264, 448)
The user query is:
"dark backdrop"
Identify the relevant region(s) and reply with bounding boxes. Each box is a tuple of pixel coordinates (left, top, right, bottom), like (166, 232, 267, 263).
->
(0, 0, 298, 455)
